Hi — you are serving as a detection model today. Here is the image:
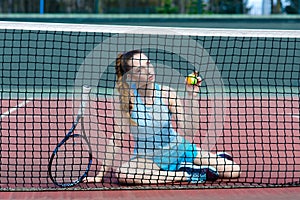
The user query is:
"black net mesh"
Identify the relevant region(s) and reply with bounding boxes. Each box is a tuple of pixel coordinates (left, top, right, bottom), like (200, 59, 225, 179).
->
(0, 23, 299, 190)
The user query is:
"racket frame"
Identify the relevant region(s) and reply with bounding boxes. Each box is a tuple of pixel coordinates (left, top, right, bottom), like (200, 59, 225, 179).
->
(48, 85, 93, 187)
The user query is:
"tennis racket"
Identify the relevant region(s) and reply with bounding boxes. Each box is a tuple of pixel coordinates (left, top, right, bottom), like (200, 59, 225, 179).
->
(48, 85, 93, 187)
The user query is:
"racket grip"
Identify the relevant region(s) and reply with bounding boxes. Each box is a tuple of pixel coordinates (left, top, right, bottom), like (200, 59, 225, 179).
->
(77, 85, 91, 117)
(82, 85, 91, 101)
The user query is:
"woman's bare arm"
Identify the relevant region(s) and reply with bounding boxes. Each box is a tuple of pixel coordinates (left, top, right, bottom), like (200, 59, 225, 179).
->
(162, 85, 200, 138)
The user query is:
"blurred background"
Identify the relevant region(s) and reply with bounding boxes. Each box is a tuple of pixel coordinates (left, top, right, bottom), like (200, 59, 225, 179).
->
(0, 0, 299, 29)
(0, 0, 299, 15)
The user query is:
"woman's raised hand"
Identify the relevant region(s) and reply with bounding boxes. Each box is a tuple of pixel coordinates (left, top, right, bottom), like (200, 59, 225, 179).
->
(185, 71, 202, 97)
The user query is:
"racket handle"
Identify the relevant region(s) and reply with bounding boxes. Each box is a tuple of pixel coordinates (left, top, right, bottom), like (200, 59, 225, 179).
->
(82, 85, 91, 101)
(77, 85, 91, 117)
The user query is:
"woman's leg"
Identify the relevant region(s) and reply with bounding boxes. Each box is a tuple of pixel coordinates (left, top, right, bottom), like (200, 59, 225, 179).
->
(117, 157, 188, 184)
(193, 150, 241, 178)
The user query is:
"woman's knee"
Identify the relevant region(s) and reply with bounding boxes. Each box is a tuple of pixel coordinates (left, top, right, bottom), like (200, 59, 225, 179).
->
(230, 163, 241, 178)
(193, 151, 241, 178)
(222, 163, 241, 178)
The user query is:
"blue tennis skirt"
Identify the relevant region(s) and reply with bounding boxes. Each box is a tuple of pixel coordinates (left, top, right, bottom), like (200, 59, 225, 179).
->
(132, 139, 199, 171)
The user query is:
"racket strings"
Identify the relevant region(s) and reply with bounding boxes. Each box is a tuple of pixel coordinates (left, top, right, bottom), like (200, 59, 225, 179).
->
(51, 134, 91, 186)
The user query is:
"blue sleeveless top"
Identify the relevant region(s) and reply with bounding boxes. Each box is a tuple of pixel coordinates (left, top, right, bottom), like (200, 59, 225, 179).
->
(130, 83, 188, 165)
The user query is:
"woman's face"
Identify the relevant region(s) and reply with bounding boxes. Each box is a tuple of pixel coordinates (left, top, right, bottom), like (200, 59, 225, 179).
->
(127, 53, 155, 86)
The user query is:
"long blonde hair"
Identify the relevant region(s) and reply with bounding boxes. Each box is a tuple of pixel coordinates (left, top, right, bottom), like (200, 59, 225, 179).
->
(115, 50, 141, 125)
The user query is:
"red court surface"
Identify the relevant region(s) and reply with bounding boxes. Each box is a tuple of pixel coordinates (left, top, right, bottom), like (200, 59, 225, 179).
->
(0, 96, 299, 198)
(1, 187, 300, 200)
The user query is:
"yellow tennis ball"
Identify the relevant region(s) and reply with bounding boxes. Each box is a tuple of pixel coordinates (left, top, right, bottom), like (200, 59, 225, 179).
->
(186, 75, 198, 85)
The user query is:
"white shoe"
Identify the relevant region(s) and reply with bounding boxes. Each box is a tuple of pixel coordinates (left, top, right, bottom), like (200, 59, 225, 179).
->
(217, 152, 233, 161)
(178, 163, 219, 183)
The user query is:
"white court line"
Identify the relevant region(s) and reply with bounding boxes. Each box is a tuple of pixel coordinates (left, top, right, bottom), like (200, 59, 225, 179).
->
(0, 99, 32, 119)
(288, 113, 300, 119)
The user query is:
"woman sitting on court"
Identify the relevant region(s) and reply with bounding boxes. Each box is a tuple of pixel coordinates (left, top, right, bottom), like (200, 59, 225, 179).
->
(85, 50, 241, 184)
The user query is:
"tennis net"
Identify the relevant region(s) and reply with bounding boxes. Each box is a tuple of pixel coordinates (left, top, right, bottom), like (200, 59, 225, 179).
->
(0, 21, 299, 190)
